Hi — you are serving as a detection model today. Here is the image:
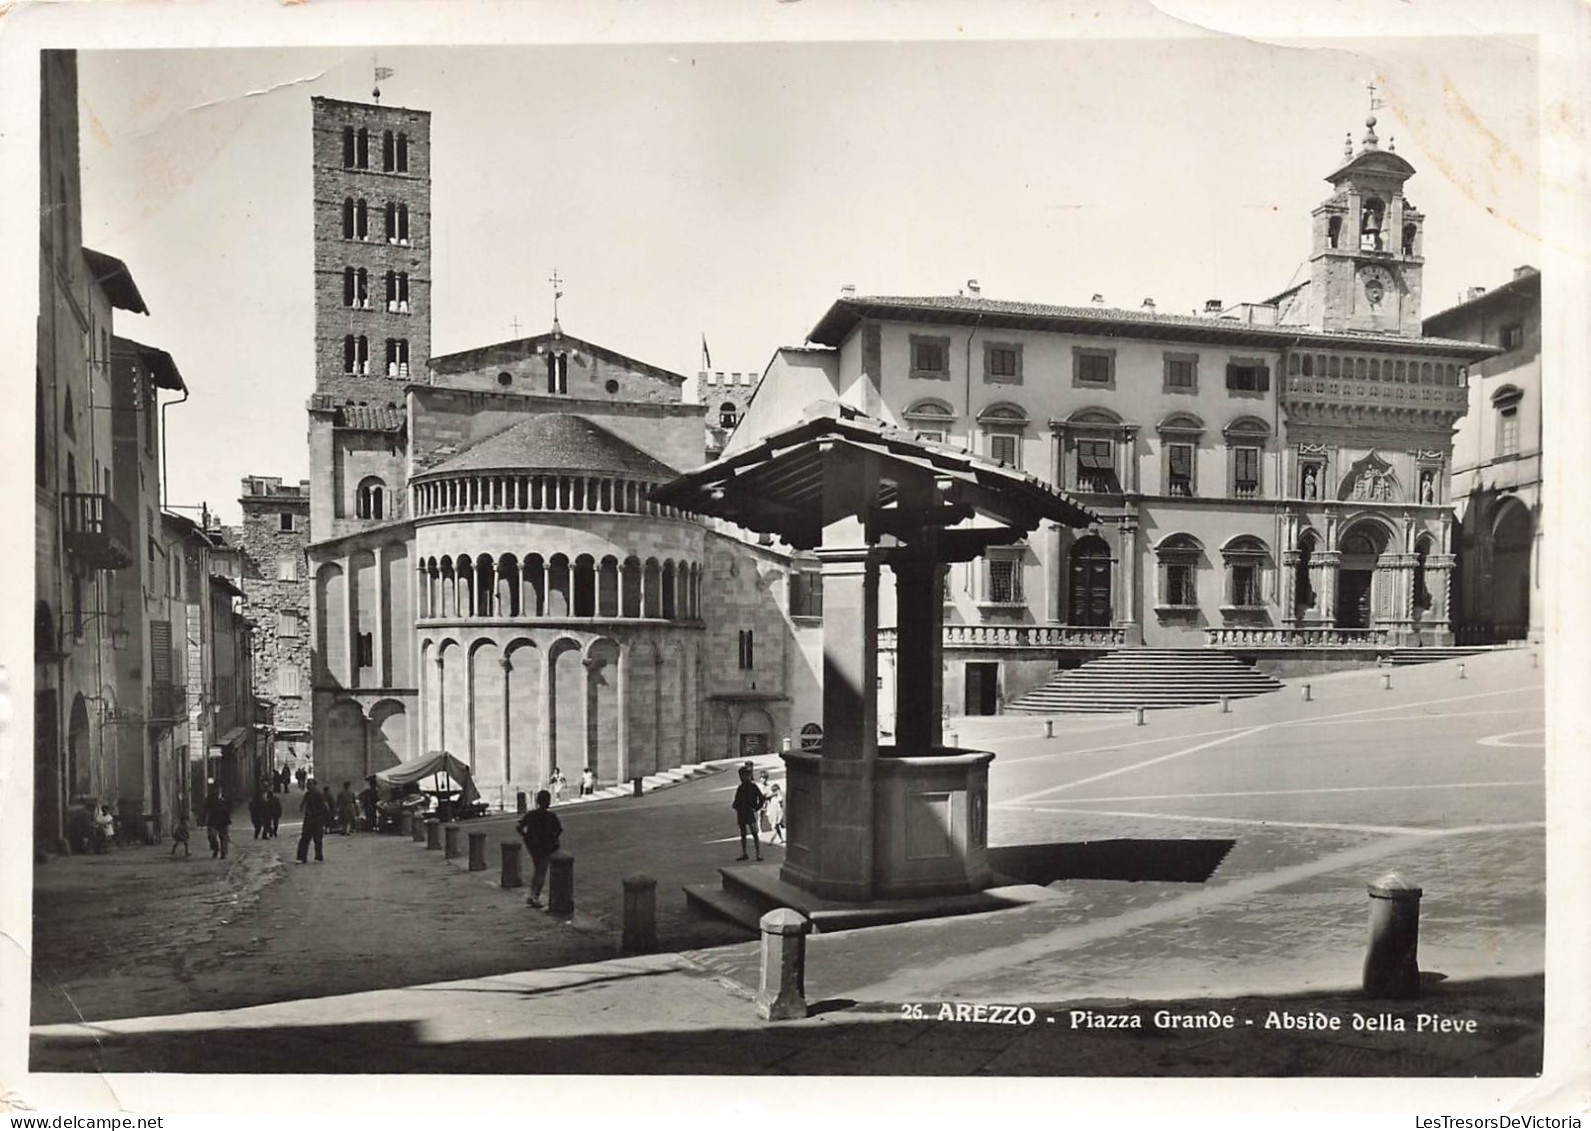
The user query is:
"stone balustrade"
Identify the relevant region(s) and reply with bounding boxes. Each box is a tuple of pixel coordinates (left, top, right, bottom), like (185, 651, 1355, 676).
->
(878, 623, 1126, 651)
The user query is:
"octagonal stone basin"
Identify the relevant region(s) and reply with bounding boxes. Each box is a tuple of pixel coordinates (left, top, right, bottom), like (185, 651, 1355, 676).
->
(779, 745, 994, 901)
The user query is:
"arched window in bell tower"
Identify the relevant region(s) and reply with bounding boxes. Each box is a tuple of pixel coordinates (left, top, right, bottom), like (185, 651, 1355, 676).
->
(1326, 215, 1342, 249)
(1360, 198, 1385, 251)
(1402, 223, 1418, 257)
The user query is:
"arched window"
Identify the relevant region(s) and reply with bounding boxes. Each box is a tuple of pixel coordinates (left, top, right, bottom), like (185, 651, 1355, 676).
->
(354, 127, 369, 169)
(1221, 536, 1269, 609)
(546, 353, 568, 394)
(1402, 223, 1418, 257)
(342, 126, 356, 168)
(1360, 198, 1385, 250)
(395, 132, 409, 173)
(1222, 417, 1270, 499)
(356, 477, 386, 520)
(343, 266, 368, 308)
(1492, 385, 1523, 457)
(343, 335, 369, 375)
(1156, 413, 1204, 497)
(718, 402, 739, 430)
(62, 388, 75, 438)
(1327, 214, 1342, 249)
(979, 403, 1029, 471)
(903, 399, 956, 444)
(382, 129, 395, 172)
(800, 723, 823, 751)
(1155, 534, 1202, 610)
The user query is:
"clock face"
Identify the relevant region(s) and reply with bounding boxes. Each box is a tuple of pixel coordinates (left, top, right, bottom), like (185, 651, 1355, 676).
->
(1360, 265, 1396, 310)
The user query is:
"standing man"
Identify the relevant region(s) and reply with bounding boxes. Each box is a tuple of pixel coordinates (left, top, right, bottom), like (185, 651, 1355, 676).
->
(203, 789, 232, 860)
(731, 765, 765, 862)
(297, 780, 328, 864)
(515, 790, 563, 909)
(265, 789, 283, 839)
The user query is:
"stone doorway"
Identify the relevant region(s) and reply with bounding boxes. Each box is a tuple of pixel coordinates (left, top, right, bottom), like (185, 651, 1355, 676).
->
(1068, 535, 1112, 626)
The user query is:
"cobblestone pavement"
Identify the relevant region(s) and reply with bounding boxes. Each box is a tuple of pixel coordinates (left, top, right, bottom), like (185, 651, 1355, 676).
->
(25, 650, 1554, 1086)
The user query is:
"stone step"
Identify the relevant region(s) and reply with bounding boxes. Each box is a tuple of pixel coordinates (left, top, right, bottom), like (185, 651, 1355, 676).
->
(682, 881, 766, 934)
(1008, 649, 1283, 715)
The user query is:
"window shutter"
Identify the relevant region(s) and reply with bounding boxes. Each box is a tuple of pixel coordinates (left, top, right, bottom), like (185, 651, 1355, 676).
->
(1169, 445, 1192, 475)
(150, 621, 172, 685)
(1225, 363, 1237, 389)
(1257, 366, 1270, 392)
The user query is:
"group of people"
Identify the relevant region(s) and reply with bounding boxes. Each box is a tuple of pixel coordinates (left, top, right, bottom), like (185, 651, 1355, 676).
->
(247, 789, 284, 839)
(731, 764, 785, 861)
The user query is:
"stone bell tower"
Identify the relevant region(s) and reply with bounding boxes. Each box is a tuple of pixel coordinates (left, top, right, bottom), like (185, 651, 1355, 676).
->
(1306, 111, 1425, 337)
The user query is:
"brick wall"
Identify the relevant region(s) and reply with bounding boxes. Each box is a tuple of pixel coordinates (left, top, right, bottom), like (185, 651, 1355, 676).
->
(228, 481, 314, 742)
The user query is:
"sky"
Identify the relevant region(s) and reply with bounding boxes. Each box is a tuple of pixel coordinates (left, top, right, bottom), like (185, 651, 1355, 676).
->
(72, 34, 1542, 526)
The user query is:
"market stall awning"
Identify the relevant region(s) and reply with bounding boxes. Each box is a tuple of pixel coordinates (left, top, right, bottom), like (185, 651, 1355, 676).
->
(650, 401, 1098, 549)
(374, 751, 480, 806)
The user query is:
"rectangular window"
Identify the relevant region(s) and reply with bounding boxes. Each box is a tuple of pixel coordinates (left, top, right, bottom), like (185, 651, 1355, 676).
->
(279, 513, 295, 533)
(1501, 323, 1524, 351)
(910, 335, 950, 379)
(989, 433, 1020, 469)
(983, 342, 1023, 385)
(737, 629, 755, 670)
(1497, 406, 1519, 455)
(789, 571, 824, 619)
(1075, 438, 1117, 493)
(987, 557, 1023, 604)
(1226, 361, 1270, 393)
(1077, 354, 1109, 383)
(150, 620, 173, 685)
(356, 632, 374, 669)
(278, 612, 299, 638)
(1232, 564, 1261, 607)
(1233, 447, 1260, 498)
(1167, 443, 1194, 497)
(277, 556, 299, 582)
(1164, 353, 1198, 392)
(277, 666, 301, 698)
(1165, 563, 1196, 607)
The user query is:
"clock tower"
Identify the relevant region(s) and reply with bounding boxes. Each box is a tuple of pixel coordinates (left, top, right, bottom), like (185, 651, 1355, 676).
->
(1305, 113, 1425, 337)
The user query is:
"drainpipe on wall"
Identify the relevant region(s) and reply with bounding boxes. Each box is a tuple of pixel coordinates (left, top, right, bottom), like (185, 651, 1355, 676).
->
(160, 385, 190, 512)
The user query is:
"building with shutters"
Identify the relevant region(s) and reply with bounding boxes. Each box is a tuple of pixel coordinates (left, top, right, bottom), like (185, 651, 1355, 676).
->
(1425, 266, 1543, 644)
(734, 115, 1499, 713)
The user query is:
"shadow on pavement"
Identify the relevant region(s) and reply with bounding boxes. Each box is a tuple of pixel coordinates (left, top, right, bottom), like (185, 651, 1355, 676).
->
(31, 973, 1541, 1077)
(989, 839, 1236, 885)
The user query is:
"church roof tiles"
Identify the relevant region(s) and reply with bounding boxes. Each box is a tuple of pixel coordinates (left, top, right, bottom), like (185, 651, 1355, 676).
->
(417, 413, 679, 480)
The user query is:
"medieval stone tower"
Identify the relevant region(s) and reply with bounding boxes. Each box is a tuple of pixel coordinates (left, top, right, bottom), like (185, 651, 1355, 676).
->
(306, 95, 432, 540)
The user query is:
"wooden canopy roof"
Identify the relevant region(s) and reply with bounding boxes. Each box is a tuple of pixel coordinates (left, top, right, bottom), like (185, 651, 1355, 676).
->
(651, 402, 1097, 552)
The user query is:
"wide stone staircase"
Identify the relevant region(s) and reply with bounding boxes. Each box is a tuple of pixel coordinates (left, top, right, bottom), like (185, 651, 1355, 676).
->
(1006, 649, 1284, 714)
(1384, 645, 1501, 667)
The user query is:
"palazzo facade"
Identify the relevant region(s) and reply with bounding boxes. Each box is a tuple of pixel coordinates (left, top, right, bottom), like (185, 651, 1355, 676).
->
(734, 117, 1498, 712)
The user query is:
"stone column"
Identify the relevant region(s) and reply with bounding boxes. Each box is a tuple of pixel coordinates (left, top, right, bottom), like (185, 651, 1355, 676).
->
(892, 555, 943, 754)
(432, 656, 445, 752)
(499, 655, 514, 782)
(374, 549, 389, 690)
(615, 641, 630, 782)
(805, 530, 880, 901)
(1281, 550, 1300, 624)
(1317, 550, 1341, 626)
(1116, 517, 1141, 645)
(1045, 522, 1062, 623)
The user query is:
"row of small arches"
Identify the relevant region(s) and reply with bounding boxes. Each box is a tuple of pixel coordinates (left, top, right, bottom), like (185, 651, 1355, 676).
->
(1288, 354, 1461, 386)
(412, 474, 685, 519)
(419, 553, 703, 621)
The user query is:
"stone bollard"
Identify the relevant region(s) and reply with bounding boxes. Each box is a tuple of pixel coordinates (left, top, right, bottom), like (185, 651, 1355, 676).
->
(425, 818, 441, 850)
(468, 831, 487, 872)
(633, 776, 644, 798)
(548, 851, 574, 914)
(500, 841, 524, 888)
(1134, 706, 1146, 726)
(1382, 671, 1393, 691)
(443, 823, 461, 859)
(399, 811, 413, 838)
(1220, 696, 1230, 714)
(755, 908, 811, 1021)
(621, 874, 658, 955)
(516, 790, 528, 815)
(1363, 871, 1423, 999)
(412, 813, 427, 843)
(1044, 719, 1054, 739)
(1302, 683, 1313, 702)
(1458, 663, 1466, 680)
